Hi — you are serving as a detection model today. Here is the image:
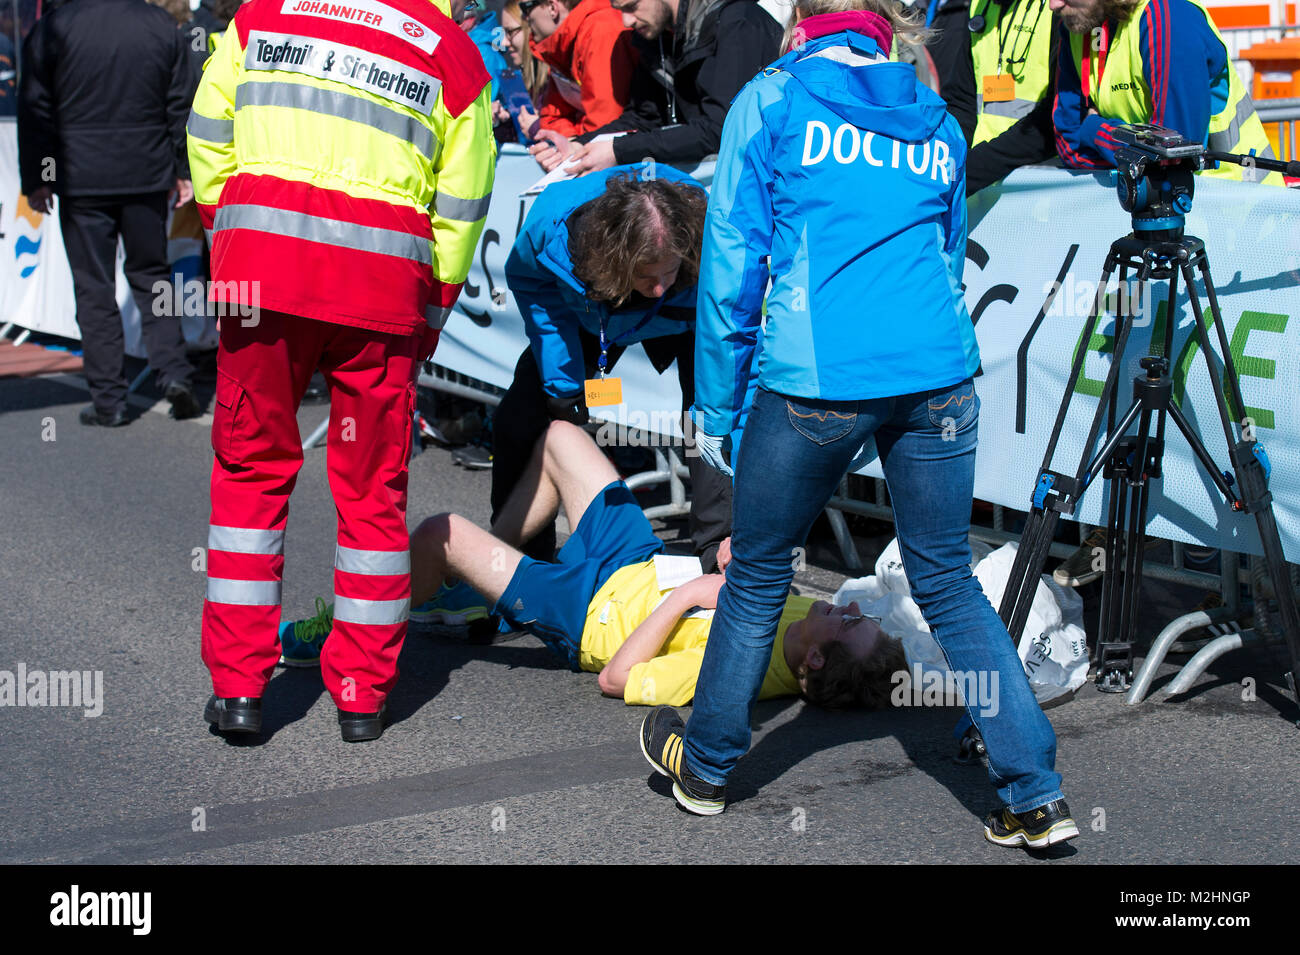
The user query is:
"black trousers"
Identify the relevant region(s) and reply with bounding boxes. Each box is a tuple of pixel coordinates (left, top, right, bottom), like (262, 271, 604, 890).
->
(490, 329, 733, 571)
(59, 192, 193, 413)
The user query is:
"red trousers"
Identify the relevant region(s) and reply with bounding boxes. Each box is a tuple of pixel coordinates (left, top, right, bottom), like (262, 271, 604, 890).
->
(201, 309, 431, 712)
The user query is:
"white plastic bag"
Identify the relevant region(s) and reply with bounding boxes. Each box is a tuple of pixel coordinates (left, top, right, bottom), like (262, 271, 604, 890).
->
(833, 539, 1088, 703)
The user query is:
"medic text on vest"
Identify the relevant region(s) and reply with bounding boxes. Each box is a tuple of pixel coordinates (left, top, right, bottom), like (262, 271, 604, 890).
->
(800, 121, 954, 184)
(252, 36, 434, 106)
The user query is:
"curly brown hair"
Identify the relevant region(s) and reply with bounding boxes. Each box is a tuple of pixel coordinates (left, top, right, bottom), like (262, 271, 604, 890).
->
(800, 631, 908, 710)
(567, 173, 708, 307)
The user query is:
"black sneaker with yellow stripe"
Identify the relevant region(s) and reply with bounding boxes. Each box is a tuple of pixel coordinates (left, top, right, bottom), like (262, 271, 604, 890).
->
(639, 706, 726, 816)
(984, 799, 1079, 848)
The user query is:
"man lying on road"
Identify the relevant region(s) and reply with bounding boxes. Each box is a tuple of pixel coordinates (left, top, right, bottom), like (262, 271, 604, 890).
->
(281, 420, 905, 710)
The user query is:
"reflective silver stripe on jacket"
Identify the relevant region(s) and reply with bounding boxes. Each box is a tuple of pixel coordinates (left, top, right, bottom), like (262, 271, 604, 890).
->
(335, 545, 410, 576)
(208, 525, 285, 555)
(235, 81, 437, 158)
(213, 204, 433, 265)
(1206, 93, 1258, 152)
(976, 96, 1038, 121)
(187, 109, 234, 143)
(333, 595, 410, 626)
(433, 190, 492, 222)
(206, 578, 283, 606)
(424, 304, 452, 329)
(1207, 93, 1276, 181)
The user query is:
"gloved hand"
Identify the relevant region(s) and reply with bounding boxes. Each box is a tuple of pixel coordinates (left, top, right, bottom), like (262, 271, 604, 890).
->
(693, 430, 733, 478)
(546, 392, 589, 426)
(847, 434, 879, 475)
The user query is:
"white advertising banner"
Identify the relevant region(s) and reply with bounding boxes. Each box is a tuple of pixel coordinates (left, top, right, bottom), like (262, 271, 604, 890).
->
(0, 118, 215, 355)
(958, 167, 1300, 562)
(440, 149, 1300, 560)
(5, 131, 1298, 560)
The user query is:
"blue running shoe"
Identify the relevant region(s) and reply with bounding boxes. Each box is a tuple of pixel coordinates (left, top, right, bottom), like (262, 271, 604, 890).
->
(410, 580, 490, 632)
(279, 597, 333, 667)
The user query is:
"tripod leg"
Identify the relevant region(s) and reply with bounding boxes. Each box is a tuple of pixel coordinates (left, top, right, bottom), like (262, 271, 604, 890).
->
(1039, 248, 1123, 467)
(1192, 255, 1253, 444)
(1182, 254, 1300, 714)
(1096, 457, 1125, 671)
(1109, 462, 1152, 692)
(998, 248, 1124, 639)
(998, 508, 1047, 623)
(1005, 508, 1060, 643)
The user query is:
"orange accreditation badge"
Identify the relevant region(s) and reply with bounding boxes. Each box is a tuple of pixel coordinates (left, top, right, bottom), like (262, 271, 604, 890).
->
(584, 376, 623, 407)
(982, 74, 1015, 103)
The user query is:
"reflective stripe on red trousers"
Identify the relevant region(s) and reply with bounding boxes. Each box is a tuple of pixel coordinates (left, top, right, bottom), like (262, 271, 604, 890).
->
(201, 309, 432, 711)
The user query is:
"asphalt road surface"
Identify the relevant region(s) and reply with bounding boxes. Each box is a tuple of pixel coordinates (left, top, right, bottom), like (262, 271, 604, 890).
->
(1, 370, 1297, 865)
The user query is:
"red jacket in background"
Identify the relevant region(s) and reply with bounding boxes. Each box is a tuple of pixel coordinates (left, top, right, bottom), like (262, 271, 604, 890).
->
(531, 0, 636, 136)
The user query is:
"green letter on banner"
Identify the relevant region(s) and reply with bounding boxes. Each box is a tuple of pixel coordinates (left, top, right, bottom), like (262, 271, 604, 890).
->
(1174, 310, 1285, 429)
(1071, 294, 1168, 398)
(1227, 310, 1287, 430)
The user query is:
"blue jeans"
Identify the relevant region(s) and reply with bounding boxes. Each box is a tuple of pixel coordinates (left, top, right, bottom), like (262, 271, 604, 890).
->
(683, 381, 1065, 813)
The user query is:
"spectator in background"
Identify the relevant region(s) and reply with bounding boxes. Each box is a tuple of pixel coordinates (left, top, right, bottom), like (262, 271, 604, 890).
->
(502, 0, 551, 102)
(146, 0, 191, 24)
(493, 1, 546, 141)
(531, 0, 782, 172)
(18, 0, 200, 426)
(176, 0, 242, 321)
(523, 0, 637, 137)
(0, 18, 15, 118)
(181, 0, 242, 92)
(454, 0, 510, 98)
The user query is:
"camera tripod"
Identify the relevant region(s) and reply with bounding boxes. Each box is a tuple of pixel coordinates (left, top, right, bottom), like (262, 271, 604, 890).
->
(996, 148, 1300, 714)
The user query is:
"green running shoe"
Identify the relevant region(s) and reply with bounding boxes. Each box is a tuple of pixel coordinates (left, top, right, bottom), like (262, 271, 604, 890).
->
(279, 597, 333, 668)
(410, 580, 490, 632)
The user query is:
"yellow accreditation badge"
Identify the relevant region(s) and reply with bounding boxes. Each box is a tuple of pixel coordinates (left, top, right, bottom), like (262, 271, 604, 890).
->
(584, 376, 623, 407)
(982, 73, 1015, 102)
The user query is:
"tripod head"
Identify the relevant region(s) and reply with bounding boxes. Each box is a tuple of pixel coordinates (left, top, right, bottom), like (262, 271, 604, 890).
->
(1110, 124, 1300, 242)
(1112, 126, 1203, 241)
(1139, 355, 1169, 379)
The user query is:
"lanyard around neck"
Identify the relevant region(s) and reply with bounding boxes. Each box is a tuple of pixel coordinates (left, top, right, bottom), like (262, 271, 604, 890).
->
(596, 295, 666, 375)
(1080, 19, 1110, 107)
(972, 0, 1045, 76)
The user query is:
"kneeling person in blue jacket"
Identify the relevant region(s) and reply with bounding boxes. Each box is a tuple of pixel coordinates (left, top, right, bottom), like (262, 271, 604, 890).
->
(496, 165, 733, 571)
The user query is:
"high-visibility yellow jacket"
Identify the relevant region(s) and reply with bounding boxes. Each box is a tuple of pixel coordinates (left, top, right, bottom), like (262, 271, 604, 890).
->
(187, 0, 497, 337)
(1057, 0, 1280, 185)
(970, 0, 1054, 145)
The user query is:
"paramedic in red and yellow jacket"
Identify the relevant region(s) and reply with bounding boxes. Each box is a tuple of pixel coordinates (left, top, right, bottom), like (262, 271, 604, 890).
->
(187, 0, 495, 741)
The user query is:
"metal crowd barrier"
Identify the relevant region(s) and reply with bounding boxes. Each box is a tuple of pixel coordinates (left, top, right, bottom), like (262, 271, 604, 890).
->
(1221, 26, 1300, 163)
(1255, 96, 1300, 162)
(302, 361, 694, 521)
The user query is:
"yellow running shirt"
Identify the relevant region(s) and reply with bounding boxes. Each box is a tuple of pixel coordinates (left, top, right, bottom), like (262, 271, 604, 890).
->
(580, 560, 806, 706)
